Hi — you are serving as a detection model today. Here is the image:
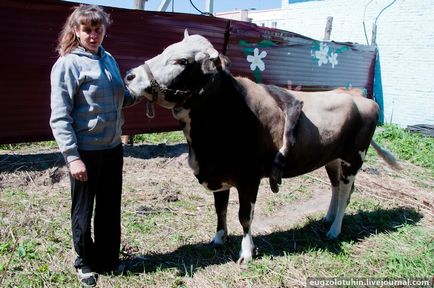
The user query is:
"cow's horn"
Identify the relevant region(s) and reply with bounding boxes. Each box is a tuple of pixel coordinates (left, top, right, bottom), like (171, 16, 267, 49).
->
(184, 29, 190, 39)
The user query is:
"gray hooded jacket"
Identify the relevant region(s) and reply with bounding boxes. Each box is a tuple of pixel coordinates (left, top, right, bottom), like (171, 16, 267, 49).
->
(50, 46, 139, 163)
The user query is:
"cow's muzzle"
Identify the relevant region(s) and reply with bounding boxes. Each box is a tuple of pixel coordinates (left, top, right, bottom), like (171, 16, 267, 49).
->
(126, 62, 193, 104)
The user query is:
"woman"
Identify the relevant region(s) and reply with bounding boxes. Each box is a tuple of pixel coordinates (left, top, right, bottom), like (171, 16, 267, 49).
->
(49, 4, 141, 287)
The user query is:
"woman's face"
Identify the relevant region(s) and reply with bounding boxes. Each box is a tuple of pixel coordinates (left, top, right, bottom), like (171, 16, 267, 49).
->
(75, 23, 106, 54)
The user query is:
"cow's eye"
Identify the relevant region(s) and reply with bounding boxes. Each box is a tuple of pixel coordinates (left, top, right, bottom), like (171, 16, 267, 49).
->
(176, 58, 189, 66)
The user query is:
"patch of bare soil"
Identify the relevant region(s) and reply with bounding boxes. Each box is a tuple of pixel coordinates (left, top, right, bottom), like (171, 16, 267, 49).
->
(0, 148, 68, 191)
(1, 143, 433, 234)
(357, 163, 434, 216)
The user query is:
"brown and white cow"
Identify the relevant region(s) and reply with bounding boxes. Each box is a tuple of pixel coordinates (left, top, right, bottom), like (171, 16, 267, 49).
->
(125, 31, 400, 264)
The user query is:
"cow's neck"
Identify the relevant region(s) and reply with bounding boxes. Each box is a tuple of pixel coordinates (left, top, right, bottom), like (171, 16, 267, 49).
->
(171, 71, 250, 181)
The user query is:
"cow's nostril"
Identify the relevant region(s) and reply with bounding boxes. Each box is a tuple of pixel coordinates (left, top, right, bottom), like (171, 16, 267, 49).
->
(126, 73, 136, 82)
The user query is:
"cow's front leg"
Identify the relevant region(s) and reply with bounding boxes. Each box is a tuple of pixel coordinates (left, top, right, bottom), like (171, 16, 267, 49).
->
(211, 189, 230, 248)
(236, 184, 259, 265)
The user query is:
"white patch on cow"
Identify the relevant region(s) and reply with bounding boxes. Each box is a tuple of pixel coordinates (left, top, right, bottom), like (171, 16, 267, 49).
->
(358, 150, 367, 162)
(151, 35, 215, 87)
(173, 107, 192, 137)
(239, 203, 255, 264)
(212, 229, 226, 246)
(279, 135, 288, 156)
(173, 107, 201, 175)
(201, 182, 232, 192)
(125, 66, 151, 101)
(326, 175, 355, 239)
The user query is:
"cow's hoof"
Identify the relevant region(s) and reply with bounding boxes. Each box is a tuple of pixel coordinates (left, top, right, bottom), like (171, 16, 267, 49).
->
(211, 230, 227, 249)
(326, 229, 340, 240)
(210, 240, 224, 249)
(269, 178, 280, 193)
(236, 256, 245, 265)
(236, 250, 257, 265)
(236, 246, 258, 265)
(236, 256, 250, 266)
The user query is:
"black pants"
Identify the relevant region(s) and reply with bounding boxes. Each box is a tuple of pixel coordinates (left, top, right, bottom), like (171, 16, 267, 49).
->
(70, 144, 123, 272)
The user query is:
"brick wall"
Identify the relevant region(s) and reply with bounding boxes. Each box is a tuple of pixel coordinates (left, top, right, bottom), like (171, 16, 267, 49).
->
(247, 0, 434, 127)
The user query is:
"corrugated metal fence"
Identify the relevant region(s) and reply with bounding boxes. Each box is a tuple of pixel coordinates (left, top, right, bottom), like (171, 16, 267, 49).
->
(0, 0, 376, 144)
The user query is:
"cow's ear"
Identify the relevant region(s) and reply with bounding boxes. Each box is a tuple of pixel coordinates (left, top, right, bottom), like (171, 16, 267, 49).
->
(219, 54, 231, 70)
(183, 29, 189, 40)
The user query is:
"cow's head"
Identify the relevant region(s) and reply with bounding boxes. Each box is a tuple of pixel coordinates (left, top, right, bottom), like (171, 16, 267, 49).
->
(125, 30, 228, 109)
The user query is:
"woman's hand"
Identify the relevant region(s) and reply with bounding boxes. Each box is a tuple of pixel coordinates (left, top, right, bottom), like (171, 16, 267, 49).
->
(69, 159, 88, 182)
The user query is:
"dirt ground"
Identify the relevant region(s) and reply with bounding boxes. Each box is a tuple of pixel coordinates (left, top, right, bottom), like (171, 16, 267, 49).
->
(1, 142, 432, 229)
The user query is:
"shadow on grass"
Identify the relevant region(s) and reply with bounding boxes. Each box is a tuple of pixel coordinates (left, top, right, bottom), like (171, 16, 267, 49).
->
(120, 206, 422, 277)
(123, 143, 187, 160)
(0, 151, 64, 172)
(0, 143, 188, 172)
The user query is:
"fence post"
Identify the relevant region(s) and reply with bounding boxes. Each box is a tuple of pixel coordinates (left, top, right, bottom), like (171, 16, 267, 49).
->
(323, 16, 333, 40)
(371, 22, 377, 46)
(134, 0, 145, 10)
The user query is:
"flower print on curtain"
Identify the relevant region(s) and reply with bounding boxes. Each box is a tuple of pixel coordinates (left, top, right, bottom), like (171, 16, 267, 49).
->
(239, 40, 275, 83)
(247, 48, 267, 72)
(311, 41, 349, 68)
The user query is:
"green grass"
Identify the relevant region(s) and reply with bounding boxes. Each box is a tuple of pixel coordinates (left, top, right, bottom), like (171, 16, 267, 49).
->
(0, 131, 185, 151)
(373, 124, 434, 171)
(132, 131, 185, 144)
(264, 182, 313, 215)
(0, 141, 58, 151)
(287, 224, 433, 278)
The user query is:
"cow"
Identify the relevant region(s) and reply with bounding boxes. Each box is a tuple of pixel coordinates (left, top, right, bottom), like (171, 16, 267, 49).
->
(124, 30, 400, 264)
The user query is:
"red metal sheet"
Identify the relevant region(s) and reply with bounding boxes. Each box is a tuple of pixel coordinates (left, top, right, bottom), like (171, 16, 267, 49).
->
(0, 0, 228, 144)
(226, 21, 376, 95)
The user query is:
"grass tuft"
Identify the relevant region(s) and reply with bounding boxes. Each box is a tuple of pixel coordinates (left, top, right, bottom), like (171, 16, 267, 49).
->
(374, 124, 434, 171)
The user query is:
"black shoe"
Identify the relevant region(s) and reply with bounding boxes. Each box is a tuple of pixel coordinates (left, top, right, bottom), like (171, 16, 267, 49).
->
(77, 266, 98, 287)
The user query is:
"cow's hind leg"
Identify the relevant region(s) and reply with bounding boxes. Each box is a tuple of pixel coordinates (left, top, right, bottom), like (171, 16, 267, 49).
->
(326, 174, 355, 239)
(236, 183, 259, 265)
(326, 151, 366, 239)
(211, 190, 230, 248)
(324, 159, 341, 223)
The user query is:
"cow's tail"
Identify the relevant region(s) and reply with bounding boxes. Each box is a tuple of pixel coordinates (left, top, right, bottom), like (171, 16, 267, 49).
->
(370, 140, 402, 170)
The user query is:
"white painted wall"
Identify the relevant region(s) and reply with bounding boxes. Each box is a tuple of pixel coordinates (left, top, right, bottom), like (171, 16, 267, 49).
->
(218, 0, 434, 127)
